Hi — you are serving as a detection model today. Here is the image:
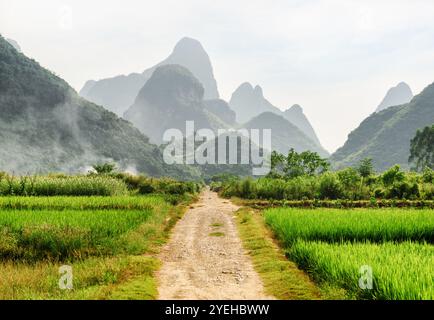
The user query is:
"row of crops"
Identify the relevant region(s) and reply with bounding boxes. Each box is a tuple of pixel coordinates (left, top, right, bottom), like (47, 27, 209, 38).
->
(264, 208, 434, 300)
(0, 195, 172, 261)
(0, 172, 204, 196)
(0, 173, 201, 299)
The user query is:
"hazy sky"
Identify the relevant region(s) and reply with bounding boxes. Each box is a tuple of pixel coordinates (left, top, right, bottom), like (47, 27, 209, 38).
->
(2, 0, 434, 152)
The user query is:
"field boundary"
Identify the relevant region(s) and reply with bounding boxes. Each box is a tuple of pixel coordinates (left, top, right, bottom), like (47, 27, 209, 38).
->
(105, 195, 197, 300)
(234, 207, 325, 300)
(232, 198, 434, 209)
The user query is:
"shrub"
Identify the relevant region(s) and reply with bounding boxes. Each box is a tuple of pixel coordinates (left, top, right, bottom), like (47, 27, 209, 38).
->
(318, 173, 343, 200)
(422, 167, 434, 183)
(382, 165, 405, 186)
(387, 181, 420, 200)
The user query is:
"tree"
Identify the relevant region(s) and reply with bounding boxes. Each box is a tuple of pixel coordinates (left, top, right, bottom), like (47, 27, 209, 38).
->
(409, 125, 434, 171)
(268, 149, 329, 179)
(357, 158, 374, 178)
(91, 162, 117, 175)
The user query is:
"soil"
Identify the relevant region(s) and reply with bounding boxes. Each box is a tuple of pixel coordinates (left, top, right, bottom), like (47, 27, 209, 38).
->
(157, 189, 273, 300)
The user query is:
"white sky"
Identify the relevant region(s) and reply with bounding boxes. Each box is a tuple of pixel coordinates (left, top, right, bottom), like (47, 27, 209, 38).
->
(1, 0, 434, 152)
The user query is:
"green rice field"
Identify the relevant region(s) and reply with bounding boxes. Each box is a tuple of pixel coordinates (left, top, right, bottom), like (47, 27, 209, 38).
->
(265, 208, 434, 300)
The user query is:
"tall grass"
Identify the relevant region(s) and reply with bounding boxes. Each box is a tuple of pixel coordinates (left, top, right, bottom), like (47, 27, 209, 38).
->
(264, 208, 434, 244)
(0, 195, 168, 210)
(0, 208, 155, 261)
(0, 175, 128, 196)
(289, 241, 434, 300)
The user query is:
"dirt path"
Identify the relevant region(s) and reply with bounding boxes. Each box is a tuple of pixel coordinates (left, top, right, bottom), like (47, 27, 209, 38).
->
(157, 188, 273, 300)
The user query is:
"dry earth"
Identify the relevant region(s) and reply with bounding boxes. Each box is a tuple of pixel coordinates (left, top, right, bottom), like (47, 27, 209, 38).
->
(157, 188, 273, 300)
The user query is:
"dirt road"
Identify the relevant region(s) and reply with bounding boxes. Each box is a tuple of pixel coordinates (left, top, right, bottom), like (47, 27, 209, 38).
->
(157, 189, 273, 300)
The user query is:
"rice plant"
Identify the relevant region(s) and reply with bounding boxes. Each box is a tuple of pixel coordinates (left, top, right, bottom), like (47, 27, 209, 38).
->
(0, 175, 128, 196)
(289, 241, 434, 300)
(265, 208, 434, 244)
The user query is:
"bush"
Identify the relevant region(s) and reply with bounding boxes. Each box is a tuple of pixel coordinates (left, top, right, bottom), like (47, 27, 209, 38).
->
(382, 165, 405, 186)
(387, 181, 420, 200)
(422, 167, 434, 183)
(318, 173, 343, 200)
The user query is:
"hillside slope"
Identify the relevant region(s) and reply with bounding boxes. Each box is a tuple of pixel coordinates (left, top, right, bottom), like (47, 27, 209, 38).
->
(331, 82, 434, 171)
(0, 35, 199, 178)
(124, 64, 228, 145)
(283, 104, 321, 146)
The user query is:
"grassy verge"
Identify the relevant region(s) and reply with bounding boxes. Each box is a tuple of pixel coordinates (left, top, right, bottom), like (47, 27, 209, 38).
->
(235, 208, 345, 300)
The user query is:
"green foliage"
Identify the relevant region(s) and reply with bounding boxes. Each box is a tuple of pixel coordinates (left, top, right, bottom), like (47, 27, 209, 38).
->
(318, 173, 343, 200)
(92, 163, 117, 175)
(422, 167, 434, 183)
(381, 165, 405, 186)
(268, 149, 329, 179)
(357, 158, 374, 178)
(409, 125, 434, 171)
(218, 163, 434, 201)
(0, 174, 128, 196)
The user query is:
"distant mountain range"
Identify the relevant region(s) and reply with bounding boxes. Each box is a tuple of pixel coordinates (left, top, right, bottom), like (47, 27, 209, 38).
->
(282, 104, 322, 146)
(81, 37, 327, 158)
(0, 35, 199, 179)
(229, 83, 281, 123)
(124, 64, 226, 145)
(331, 82, 434, 171)
(80, 37, 219, 116)
(228, 82, 326, 153)
(375, 82, 413, 113)
(244, 112, 329, 158)
(7, 33, 427, 176)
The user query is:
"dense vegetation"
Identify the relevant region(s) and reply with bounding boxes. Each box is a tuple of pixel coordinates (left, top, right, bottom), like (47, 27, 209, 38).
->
(264, 208, 434, 299)
(289, 241, 433, 300)
(0, 174, 128, 196)
(409, 125, 434, 171)
(0, 168, 203, 197)
(214, 151, 434, 201)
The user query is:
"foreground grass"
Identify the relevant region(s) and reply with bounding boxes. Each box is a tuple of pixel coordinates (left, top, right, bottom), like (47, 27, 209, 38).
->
(0, 255, 159, 300)
(235, 208, 335, 300)
(0, 194, 193, 299)
(263, 207, 434, 300)
(290, 241, 434, 300)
